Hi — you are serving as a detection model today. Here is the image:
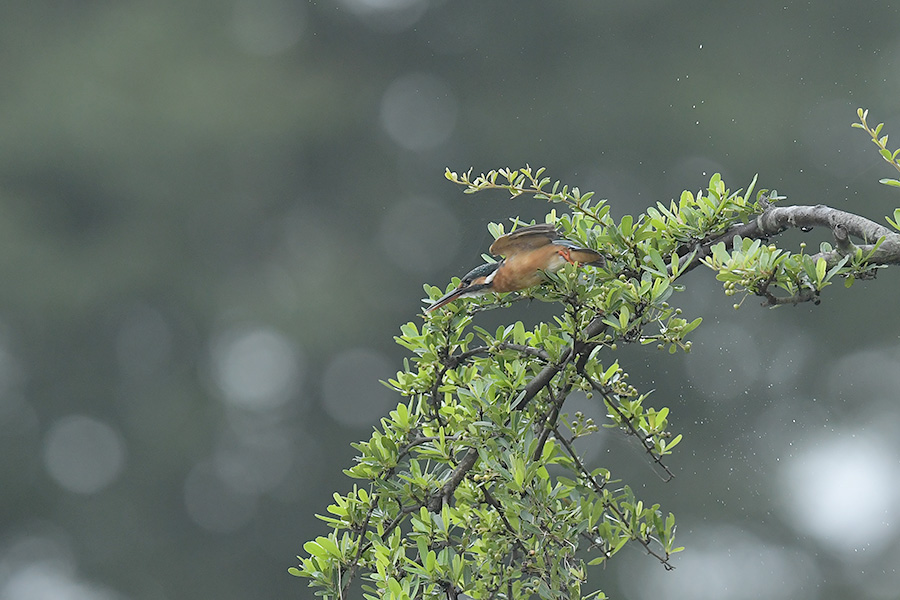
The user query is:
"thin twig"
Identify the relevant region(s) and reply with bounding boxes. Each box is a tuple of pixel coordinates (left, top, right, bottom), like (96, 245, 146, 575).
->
(481, 486, 529, 555)
(427, 447, 480, 512)
(532, 381, 570, 461)
(552, 423, 673, 568)
(340, 502, 376, 598)
(580, 369, 674, 481)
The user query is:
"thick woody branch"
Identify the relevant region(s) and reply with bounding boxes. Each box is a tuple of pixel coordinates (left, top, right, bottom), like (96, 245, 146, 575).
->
(427, 446, 479, 512)
(679, 203, 900, 276)
(755, 204, 893, 242)
(513, 316, 607, 411)
(758, 204, 900, 265)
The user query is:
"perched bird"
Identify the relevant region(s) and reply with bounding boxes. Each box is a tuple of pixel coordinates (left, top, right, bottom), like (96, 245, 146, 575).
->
(426, 223, 605, 313)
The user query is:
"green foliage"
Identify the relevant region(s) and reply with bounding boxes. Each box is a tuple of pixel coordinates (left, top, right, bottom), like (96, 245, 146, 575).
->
(702, 235, 850, 307)
(293, 154, 895, 598)
(854, 109, 900, 247)
(853, 107, 900, 189)
(291, 168, 776, 599)
(704, 230, 894, 303)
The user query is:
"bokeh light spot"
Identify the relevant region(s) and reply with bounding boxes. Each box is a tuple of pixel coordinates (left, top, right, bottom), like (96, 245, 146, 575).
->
(42, 416, 126, 495)
(1, 566, 121, 600)
(380, 73, 457, 150)
(210, 326, 304, 411)
(778, 432, 899, 556)
(336, 0, 428, 32)
(623, 525, 818, 600)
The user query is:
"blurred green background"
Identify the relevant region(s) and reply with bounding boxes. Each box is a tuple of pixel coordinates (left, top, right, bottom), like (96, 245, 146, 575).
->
(2, 1, 899, 598)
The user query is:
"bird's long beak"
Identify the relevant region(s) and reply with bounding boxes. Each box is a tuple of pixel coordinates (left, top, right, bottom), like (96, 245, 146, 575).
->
(425, 263, 500, 313)
(425, 286, 472, 313)
(426, 279, 493, 313)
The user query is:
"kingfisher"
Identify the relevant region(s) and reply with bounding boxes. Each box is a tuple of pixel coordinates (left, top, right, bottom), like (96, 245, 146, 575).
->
(426, 223, 605, 313)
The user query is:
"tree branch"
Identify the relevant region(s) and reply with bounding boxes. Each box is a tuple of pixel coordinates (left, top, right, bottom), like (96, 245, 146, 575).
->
(579, 368, 674, 481)
(676, 202, 900, 282)
(514, 316, 608, 411)
(551, 423, 673, 568)
(756, 204, 893, 242)
(427, 446, 479, 512)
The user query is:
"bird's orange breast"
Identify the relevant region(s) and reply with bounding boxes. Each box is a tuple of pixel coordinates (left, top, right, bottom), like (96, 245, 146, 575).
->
(490, 245, 568, 292)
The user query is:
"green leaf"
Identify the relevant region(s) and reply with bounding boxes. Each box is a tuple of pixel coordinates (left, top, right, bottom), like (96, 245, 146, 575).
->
(710, 241, 729, 263)
(619, 215, 633, 237)
(303, 540, 326, 558)
(646, 248, 667, 274)
(316, 535, 342, 559)
(815, 257, 826, 284)
(887, 208, 900, 231)
(683, 317, 702, 334)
